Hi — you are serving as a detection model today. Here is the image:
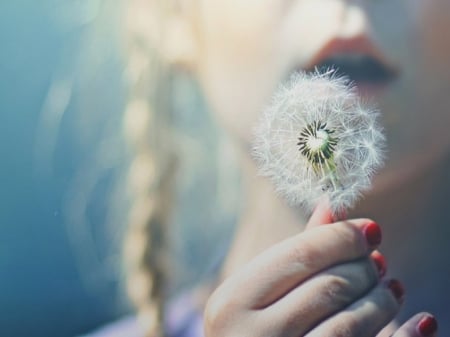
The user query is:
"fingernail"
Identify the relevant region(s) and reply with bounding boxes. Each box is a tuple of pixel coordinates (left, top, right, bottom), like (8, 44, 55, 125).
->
(371, 251, 387, 278)
(386, 279, 405, 303)
(363, 222, 382, 247)
(417, 315, 438, 336)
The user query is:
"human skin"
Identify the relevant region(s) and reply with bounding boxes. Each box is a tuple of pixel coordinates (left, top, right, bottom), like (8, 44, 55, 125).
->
(204, 204, 431, 337)
(194, 0, 450, 188)
(157, 0, 450, 335)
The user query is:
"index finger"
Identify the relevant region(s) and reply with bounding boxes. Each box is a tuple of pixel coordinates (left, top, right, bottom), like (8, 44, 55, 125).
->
(306, 197, 335, 228)
(307, 197, 347, 229)
(221, 218, 382, 309)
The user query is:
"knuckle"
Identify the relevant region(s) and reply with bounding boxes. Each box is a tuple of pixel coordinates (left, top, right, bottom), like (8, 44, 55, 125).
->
(204, 286, 236, 332)
(204, 287, 260, 337)
(316, 314, 362, 337)
(288, 240, 320, 270)
(317, 260, 378, 308)
(323, 274, 351, 302)
(310, 284, 400, 337)
(340, 259, 379, 291)
(335, 315, 362, 337)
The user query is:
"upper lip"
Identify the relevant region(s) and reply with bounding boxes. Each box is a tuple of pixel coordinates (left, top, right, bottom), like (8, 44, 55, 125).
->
(304, 35, 400, 83)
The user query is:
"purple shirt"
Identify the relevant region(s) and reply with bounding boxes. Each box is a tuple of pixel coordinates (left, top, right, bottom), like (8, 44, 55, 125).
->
(82, 293, 204, 337)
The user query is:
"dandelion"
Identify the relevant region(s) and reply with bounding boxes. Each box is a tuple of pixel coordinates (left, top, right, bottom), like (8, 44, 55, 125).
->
(253, 70, 385, 216)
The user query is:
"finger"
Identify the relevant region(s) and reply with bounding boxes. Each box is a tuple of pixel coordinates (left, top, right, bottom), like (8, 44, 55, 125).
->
(221, 219, 382, 309)
(371, 250, 387, 278)
(262, 256, 382, 337)
(306, 197, 334, 228)
(305, 279, 405, 337)
(391, 313, 438, 337)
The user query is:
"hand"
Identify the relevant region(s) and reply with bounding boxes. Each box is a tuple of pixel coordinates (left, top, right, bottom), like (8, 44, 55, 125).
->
(204, 202, 438, 337)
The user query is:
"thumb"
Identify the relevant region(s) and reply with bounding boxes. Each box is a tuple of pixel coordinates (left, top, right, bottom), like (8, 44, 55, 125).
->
(306, 197, 335, 229)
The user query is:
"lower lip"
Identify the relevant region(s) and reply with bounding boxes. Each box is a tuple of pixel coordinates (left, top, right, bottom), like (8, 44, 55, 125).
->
(354, 80, 393, 97)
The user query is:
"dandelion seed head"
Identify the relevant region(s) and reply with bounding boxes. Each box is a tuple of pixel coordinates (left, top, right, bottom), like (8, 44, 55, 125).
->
(252, 70, 386, 216)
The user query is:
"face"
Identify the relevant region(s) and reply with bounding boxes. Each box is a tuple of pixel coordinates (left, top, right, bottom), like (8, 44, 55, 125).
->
(191, 0, 450, 188)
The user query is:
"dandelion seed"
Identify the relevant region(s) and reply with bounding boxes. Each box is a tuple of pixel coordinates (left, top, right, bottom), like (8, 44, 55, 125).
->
(252, 70, 385, 216)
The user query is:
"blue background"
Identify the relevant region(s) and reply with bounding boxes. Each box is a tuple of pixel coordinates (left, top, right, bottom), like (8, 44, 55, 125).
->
(0, 1, 129, 336)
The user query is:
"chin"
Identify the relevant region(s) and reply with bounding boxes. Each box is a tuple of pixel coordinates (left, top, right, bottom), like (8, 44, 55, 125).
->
(370, 150, 441, 197)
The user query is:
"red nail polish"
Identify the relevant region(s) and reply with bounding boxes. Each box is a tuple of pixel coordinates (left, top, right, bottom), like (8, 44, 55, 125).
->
(363, 222, 382, 247)
(386, 279, 404, 303)
(417, 315, 438, 336)
(371, 251, 387, 278)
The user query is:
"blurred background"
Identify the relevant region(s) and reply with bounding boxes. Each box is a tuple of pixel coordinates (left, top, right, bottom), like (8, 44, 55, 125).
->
(0, 1, 237, 335)
(0, 1, 131, 336)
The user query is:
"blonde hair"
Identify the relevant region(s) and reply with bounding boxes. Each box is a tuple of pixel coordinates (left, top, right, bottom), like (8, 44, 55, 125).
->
(122, 1, 177, 335)
(120, 1, 241, 335)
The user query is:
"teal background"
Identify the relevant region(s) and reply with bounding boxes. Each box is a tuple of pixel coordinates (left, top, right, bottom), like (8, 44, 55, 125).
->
(0, 1, 129, 336)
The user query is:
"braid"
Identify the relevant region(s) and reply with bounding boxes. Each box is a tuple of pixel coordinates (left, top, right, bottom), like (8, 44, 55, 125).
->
(122, 1, 176, 336)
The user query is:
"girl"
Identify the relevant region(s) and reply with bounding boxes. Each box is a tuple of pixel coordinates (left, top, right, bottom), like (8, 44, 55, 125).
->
(89, 0, 450, 336)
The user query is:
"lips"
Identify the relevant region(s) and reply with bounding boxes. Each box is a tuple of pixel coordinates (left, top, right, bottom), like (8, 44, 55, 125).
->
(304, 36, 399, 86)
